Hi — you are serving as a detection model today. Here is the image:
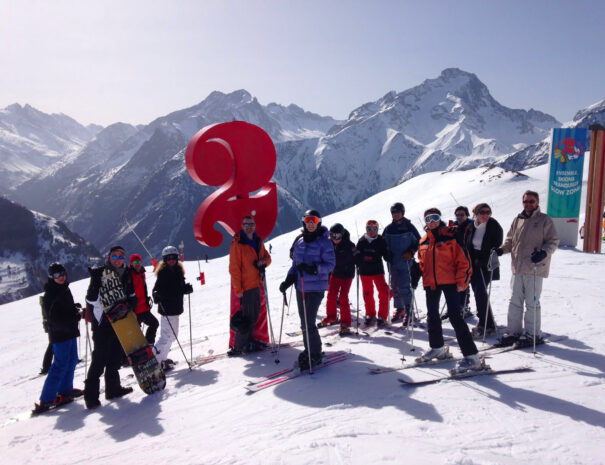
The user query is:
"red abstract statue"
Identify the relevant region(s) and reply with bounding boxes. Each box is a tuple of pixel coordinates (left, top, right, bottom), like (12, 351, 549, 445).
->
(185, 121, 278, 246)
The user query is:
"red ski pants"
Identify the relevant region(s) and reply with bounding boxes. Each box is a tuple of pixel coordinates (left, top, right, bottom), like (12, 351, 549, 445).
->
(360, 274, 389, 320)
(326, 276, 353, 326)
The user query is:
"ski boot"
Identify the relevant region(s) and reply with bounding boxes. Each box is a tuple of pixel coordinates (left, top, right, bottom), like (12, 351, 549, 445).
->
(338, 325, 352, 337)
(495, 332, 519, 347)
(317, 317, 339, 328)
(514, 333, 544, 349)
(451, 354, 485, 374)
(376, 318, 387, 328)
(364, 316, 376, 327)
(298, 351, 323, 371)
(415, 346, 450, 363)
(392, 308, 406, 323)
(105, 386, 133, 400)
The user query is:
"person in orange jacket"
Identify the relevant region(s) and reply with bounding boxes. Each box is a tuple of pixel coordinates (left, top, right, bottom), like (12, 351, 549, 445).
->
(228, 215, 272, 356)
(417, 208, 481, 373)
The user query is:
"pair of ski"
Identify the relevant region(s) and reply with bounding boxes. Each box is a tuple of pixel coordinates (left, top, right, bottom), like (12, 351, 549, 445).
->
(190, 340, 305, 367)
(369, 334, 567, 375)
(245, 350, 350, 393)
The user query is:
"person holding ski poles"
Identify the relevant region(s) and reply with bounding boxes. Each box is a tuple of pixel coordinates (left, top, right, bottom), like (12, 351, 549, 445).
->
(496, 190, 559, 347)
(33, 262, 82, 414)
(279, 210, 335, 371)
(153, 246, 194, 371)
(356, 220, 392, 327)
(465, 203, 503, 338)
(383, 202, 420, 326)
(128, 253, 159, 345)
(321, 223, 359, 336)
(84, 246, 136, 409)
(417, 208, 481, 373)
(228, 215, 272, 356)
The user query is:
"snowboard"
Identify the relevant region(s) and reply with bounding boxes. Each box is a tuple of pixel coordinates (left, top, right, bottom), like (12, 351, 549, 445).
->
(99, 268, 166, 395)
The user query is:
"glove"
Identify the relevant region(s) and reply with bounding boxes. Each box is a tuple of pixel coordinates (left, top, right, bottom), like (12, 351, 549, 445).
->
(147, 296, 153, 309)
(183, 283, 194, 294)
(296, 263, 318, 275)
(152, 290, 160, 303)
(279, 273, 297, 293)
(402, 251, 413, 261)
(531, 249, 547, 264)
(495, 247, 504, 256)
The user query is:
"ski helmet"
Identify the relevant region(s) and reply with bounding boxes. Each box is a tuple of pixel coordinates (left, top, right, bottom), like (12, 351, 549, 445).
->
(329, 223, 345, 235)
(48, 262, 66, 279)
(390, 202, 405, 215)
(302, 209, 322, 227)
(162, 245, 179, 261)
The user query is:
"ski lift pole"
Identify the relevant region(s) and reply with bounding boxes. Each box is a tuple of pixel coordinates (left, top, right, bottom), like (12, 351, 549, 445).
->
(123, 217, 158, 269)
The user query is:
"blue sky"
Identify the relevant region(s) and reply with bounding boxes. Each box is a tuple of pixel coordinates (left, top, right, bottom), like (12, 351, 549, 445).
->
(1, 0, 603, 126)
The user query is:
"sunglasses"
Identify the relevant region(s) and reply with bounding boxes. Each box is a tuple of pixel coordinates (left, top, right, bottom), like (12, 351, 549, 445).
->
(522, 199, 537, 204)
(132, 260, 142, 265)
(478, 210, 492, 215)
(165, 255, 178, 261)
(243, 222, 255, 227)
(455, 213, 467, 218)
(425, 214, 441, 224)
(50, 271, 66, 279)
(366, 226, 378, 232)
(111, 255, 125, 260)
(303, 216, 320, 224)
(330, 233, 343, 240)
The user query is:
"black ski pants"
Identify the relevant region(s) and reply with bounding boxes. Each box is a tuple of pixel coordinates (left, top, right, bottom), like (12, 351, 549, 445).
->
(296, 290, 324, 357)
(137, 311, 159, 345)
(425, 284, 478, 357)
(233, 287, 261, 351)
(84, 315, 125, 402)
(470, 268, 496, 330)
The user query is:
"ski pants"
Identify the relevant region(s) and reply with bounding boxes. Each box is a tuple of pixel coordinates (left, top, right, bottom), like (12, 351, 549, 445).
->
(296, 290, 324, 357)
(390, 267, 413, 310)
(326, 276, 353, 326)
(85, 316, 124, 402)
(233, 287, 261, 351)
(471, 268, 496, 330)
(137, 311, 159, 345)
(360, 274, 389, 320)
(507, 273, 543, 336)
(40, 338, 78, 403)
(156, 315, 180, 362)
(425, 284, 478, 357)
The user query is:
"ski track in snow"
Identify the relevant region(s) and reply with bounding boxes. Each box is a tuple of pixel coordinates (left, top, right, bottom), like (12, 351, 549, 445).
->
(1, 163, 605, 465)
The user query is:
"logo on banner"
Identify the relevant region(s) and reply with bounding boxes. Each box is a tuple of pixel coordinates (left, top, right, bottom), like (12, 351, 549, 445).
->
(553, 137, 584, 164)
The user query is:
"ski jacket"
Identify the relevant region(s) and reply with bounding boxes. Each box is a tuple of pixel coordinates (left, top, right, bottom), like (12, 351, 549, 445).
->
(129, 266, 151, 314)
(229, 231, 272, 295)
(86, 262, 137, 324)
(383, 219, 420, 271)
(43, 279, 81, 344)
(500, 207, 559, 278)
(467, 217, 503, 281)
(356, 235, 391, 276)
(287, 226, 336, 292)
(417, 226, 472, 291)
(454, 218, 473, 249)
(153, 262, 187, 316)
(331, 229, 359, 279)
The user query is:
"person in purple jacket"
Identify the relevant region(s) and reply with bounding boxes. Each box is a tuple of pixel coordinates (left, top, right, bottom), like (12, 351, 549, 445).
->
(280, 209, 336, 371)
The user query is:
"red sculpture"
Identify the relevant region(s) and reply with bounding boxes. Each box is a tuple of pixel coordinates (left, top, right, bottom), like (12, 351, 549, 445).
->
(185, 121, 278, 246)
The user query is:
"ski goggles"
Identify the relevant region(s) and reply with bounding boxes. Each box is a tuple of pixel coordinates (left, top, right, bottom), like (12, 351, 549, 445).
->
(131, 260, 142, 265)
(164, 254, 179, 261)
(424, 214, 441, 224)
(330, 233, 343, 240)
(366, 220, 379, 232)
(303, 215, 320, 224)
(50, 271, 66, 279)
(111, 254, 126, 260)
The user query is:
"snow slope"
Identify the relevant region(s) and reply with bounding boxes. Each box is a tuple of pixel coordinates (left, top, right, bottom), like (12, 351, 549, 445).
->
(1, 162, 604, 465)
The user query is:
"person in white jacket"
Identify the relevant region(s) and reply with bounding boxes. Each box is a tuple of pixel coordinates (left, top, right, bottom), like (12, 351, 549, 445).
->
(497, 190, 559, 346)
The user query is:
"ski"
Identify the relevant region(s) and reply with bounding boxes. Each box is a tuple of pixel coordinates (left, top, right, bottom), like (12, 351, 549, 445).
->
(190, 340, 305, 367)
(245, 350, 350, 392)
(398, 366, 533, 387)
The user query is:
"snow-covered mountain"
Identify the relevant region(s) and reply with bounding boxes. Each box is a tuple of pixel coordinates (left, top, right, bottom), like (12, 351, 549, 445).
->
(0, 197, 101, 304)
(0, 104, 101, 193)
(273, 68, 560, 214)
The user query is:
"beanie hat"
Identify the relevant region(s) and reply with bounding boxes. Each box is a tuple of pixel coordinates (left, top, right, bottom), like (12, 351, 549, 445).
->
(108, 245, 126, 255)
(129, 253, 142, 264)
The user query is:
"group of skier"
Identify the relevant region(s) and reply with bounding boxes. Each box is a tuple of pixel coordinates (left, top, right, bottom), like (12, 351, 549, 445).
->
(34, 188, 559, 412)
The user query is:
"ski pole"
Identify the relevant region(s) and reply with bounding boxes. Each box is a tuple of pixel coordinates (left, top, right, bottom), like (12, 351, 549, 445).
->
(158, 302, 192, 370)
(274, 292, 288, 364)
(287, 285, 293, 316)
(261, 270, 276, 352)
(299, 273, 314, 374)
(406, 261, 416, 352)
(123, 216, 158, 269)
(84, 321, 90, 376)
(188, 294, 193, 364)
(387, 264, 392, 325)
(356, 266, 360, 335)
(533, 265, 538, 355)
(481, 249, 499, 344)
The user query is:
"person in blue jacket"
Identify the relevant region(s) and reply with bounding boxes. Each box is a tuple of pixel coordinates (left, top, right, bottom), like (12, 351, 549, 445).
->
(279, 209, 336, 371)
(383, 202, 420, 326)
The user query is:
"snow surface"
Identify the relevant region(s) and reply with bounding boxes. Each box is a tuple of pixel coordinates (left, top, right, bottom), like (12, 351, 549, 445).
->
(1, 162, 605, 465)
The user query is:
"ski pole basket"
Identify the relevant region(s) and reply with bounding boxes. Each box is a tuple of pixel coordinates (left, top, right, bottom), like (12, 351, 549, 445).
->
(128, 345, 154, 366)
(106, 302, 130, 322)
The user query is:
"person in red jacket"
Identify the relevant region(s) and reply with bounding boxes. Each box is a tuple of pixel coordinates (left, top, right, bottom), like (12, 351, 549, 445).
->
(128, 254, 159, 345)
(417, 208, 481, 373)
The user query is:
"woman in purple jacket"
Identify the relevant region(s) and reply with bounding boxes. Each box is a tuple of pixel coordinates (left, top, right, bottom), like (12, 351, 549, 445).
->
(279, 210, 336, 371)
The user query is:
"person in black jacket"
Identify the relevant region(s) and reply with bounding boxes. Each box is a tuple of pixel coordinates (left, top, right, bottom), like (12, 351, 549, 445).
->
(453, 206, 474, 319)
(84, 245, 136, 410)
(466, 203, 503, 337)
(153, 246, 193, 371)
(356, 220, 392, 327)
(33, 263, 82, 414)
(321, 223, 359, 335)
